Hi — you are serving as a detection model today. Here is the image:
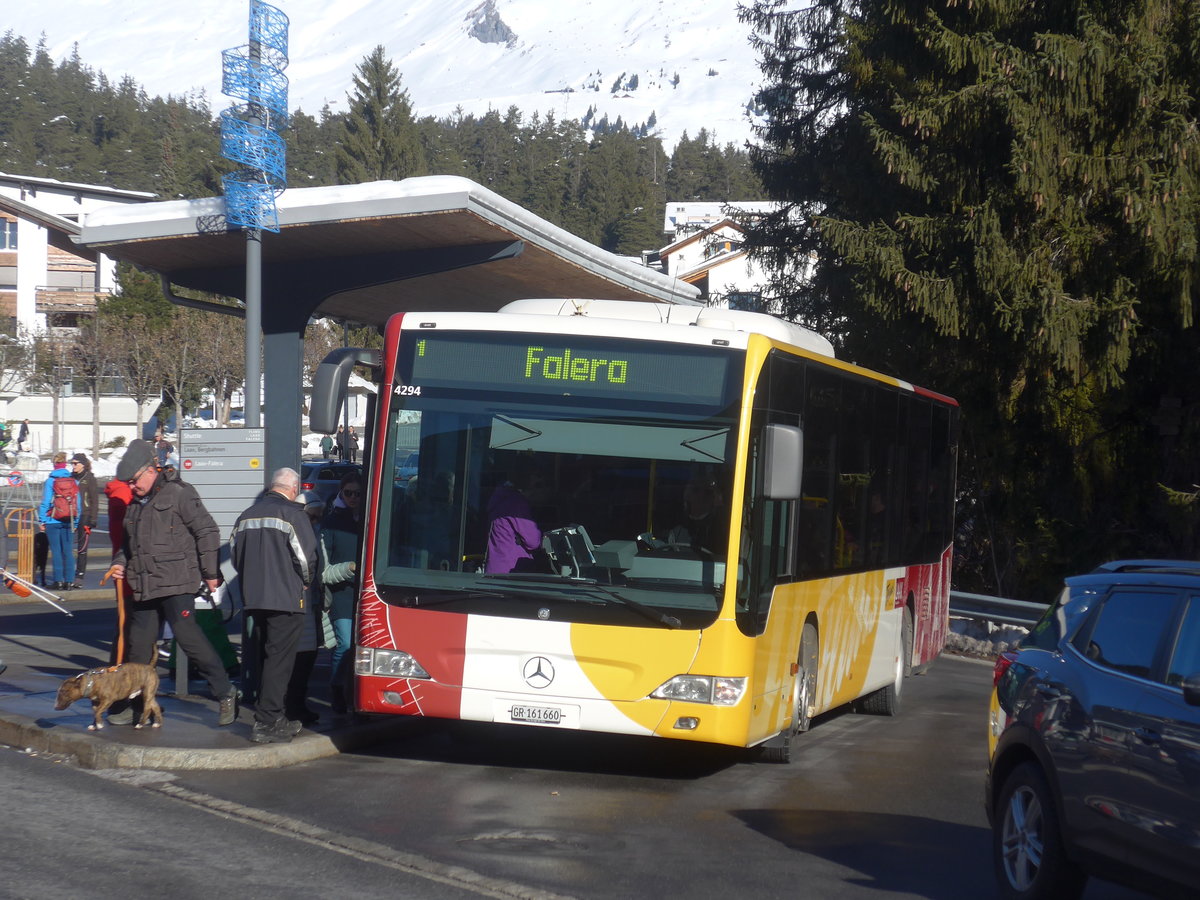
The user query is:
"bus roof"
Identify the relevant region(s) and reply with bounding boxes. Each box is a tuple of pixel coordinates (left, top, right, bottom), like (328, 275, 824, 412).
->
(499, 298, 836, 358)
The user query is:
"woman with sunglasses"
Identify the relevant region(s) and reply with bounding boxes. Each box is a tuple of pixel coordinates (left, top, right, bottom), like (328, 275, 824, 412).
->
(321, 472, 363, 714)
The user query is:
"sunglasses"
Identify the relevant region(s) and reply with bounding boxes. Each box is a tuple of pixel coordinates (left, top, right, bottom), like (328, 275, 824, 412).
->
(342, 489, 362, 498)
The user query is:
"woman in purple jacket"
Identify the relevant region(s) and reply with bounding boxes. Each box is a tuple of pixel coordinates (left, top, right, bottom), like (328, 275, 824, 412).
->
(484, 471, 547, 574)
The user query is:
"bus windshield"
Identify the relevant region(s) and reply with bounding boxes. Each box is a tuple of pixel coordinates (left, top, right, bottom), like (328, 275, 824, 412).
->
(372, 330, 743, 629)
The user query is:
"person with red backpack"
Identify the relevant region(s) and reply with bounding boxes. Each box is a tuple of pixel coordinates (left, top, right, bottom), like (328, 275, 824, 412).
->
(38, 451, 78, 591)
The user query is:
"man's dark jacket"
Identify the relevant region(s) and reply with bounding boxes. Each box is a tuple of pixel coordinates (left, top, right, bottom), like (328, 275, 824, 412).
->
(114, 469, 220, 600)
(230, 490, 316, 612)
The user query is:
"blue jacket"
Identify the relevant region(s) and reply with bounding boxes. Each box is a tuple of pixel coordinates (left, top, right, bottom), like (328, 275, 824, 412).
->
(39, 466, 76, 528)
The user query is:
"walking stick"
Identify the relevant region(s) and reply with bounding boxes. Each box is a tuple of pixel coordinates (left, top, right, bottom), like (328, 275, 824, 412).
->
(1, 568, 73, 616)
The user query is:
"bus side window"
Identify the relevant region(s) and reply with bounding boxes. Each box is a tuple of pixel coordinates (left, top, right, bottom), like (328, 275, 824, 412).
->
(798, 369, 838, 575)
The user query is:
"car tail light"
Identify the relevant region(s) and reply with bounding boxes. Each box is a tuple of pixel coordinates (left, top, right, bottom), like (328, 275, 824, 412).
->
(993, 650, 1017, 686)
(301, 481, 315, 491)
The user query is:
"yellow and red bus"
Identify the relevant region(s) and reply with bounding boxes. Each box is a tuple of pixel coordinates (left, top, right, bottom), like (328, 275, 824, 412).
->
(312, 298, 958, 760)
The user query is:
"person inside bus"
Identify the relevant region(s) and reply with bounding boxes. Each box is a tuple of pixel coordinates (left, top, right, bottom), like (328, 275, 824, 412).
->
(409, 470, 458, 570)
(484, 467, 548, 574)
(667, 474, 726, 556)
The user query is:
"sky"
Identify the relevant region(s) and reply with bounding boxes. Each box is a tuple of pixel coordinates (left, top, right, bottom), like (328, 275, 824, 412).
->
(5, 0, 765, 148)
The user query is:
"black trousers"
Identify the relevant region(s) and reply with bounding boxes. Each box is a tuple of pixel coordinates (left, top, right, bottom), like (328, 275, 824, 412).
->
(248, 609, 305, 726)
(74, 526, 90, 581)
(286, 649, 317, 717)
(126, 593, 233, 698)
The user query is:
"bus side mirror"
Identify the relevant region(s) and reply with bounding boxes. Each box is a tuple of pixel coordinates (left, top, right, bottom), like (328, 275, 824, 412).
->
(310, 348, 380, 434)
(763, 424, 803, 500)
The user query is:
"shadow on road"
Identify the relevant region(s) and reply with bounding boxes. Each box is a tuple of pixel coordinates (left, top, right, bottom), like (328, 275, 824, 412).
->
(359, 717, 747, 779)
(735, 808, 994, 900)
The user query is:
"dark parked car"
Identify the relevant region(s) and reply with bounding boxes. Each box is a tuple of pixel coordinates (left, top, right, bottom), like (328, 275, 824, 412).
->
(986, 560, 1200, 900)
(300, 461, 362, 507)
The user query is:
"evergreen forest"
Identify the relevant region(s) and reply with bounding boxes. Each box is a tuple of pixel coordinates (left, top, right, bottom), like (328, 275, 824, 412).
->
(0, 35, 764, 256)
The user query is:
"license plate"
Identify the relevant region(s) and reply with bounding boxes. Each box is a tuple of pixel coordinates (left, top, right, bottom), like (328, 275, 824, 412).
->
(510, 704, 562, 724)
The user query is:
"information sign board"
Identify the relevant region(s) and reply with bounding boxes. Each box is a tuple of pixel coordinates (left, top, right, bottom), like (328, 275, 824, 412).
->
(180, 428, 266, 540)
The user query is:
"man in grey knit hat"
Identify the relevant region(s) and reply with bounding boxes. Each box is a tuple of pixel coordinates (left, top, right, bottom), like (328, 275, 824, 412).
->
(108, 439, 238, 726)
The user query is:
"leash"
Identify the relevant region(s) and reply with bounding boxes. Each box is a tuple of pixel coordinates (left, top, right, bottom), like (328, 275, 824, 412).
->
(102, 565, 127, 664)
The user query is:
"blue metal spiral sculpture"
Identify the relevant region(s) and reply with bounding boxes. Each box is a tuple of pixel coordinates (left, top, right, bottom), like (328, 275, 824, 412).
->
(221, 0, 289, 232)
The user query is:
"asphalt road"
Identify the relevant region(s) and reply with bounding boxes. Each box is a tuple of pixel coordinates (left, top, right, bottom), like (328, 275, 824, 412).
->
(56, 656, 1153, 900)
(0, 599, 1156, 900)
(0, 747, 490, 899)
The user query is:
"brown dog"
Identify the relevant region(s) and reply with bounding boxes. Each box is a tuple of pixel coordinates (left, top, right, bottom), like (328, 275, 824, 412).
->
(54, 663, 163, 730)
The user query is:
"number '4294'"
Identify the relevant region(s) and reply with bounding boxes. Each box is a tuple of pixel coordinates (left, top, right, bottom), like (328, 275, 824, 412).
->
(395, 385, 421, 396)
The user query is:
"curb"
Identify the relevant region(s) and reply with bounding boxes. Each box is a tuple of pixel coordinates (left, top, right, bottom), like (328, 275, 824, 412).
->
(1, 588, 112, 606)
(0, 710, 416, 771)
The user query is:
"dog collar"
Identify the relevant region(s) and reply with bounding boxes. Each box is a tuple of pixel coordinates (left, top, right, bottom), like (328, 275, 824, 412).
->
(81, 664, 122, 694)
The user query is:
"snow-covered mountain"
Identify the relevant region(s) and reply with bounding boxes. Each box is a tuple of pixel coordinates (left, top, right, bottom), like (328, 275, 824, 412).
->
(6, 0, 765, 149)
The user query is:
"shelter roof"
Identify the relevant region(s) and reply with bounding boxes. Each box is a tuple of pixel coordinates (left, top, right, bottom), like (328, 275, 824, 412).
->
(0, 171, 156, 202)
(75, 176, 700, 325)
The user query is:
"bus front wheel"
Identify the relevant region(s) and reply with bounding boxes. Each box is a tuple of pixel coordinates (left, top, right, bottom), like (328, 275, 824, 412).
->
(760, 622, 818, 763)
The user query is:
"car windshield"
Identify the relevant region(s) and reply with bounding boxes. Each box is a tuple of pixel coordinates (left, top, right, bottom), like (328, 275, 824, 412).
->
(371, 330, 743, 628)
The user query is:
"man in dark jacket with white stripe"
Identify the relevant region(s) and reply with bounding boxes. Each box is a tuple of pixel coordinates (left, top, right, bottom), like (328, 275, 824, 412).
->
(230, 467, 317, 744)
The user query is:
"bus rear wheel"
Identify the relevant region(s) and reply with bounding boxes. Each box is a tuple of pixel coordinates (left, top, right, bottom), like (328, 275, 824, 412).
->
(761, 622, 817, 763)
(858, 606, 911, 717)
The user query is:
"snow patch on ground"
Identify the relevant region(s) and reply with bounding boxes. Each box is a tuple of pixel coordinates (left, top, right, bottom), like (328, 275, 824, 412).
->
(945, 617, 1028, 660)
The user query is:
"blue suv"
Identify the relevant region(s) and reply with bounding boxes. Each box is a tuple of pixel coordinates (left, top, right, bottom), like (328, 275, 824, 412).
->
(986, 560, 1200, 900)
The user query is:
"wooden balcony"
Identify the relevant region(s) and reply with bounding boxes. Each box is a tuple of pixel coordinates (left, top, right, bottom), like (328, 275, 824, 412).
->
(35, 286, 112, 315)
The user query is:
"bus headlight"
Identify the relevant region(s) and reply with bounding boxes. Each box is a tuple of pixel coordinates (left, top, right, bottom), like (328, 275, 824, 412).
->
(650, 675, 746, 706)
(357, 647, 430, 679)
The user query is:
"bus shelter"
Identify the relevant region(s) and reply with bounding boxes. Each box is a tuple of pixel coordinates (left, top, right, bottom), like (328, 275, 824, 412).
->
(75, 176, 700, 476)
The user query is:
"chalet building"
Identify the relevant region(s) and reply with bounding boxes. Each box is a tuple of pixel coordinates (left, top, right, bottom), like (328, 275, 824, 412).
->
(0, 173, 156, 454)
(653, 201, 797, 312)
(661, 200, 779, 244)
(0, 172, 154, 334)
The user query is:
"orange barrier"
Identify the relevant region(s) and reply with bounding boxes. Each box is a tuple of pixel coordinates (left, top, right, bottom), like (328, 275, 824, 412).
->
(4, 507, 36, 584)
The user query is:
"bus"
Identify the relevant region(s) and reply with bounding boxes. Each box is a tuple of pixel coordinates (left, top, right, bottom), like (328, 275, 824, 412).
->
(311, 298, 958, 761)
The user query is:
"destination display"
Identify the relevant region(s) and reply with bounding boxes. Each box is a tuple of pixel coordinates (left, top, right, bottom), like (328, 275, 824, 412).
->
(400, 331, 736, 406)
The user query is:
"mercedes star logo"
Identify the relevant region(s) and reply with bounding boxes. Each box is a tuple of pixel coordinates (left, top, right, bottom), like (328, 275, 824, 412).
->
(522, 656, 555, 689)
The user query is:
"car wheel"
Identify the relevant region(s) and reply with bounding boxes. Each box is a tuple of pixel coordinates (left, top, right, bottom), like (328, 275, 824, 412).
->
(993, 761, 1086, 900)
(760, 622, 817, 763)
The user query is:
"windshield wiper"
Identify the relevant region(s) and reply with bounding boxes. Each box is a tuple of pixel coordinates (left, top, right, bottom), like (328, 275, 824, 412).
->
(568, 579, 682, 629)
(483, 572, 682, 628)
(399, 589, 508, 607)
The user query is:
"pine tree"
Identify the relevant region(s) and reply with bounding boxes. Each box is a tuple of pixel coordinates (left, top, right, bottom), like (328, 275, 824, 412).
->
(335, 45, 426, 184)
(741, 0, 1200, 593)
(104, 262, 173, 324)
(0, 33, 37, 171)
(287, 108, 337, 186)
